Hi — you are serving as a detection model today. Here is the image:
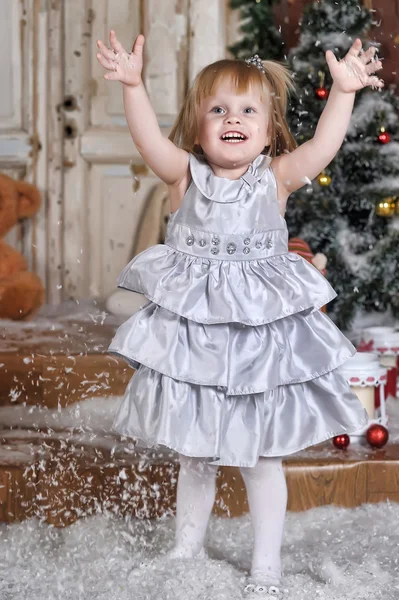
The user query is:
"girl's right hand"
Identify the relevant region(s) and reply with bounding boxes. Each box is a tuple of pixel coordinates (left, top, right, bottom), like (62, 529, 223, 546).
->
(96, 31, 144, 87)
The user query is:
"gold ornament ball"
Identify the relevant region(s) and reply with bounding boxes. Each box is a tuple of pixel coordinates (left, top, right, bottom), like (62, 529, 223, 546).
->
(376, 198, 396, 217)
(317, 173, 332, 187)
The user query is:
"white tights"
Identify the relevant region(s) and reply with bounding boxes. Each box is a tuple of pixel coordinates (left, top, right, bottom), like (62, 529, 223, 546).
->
(173, 455, 287, 585)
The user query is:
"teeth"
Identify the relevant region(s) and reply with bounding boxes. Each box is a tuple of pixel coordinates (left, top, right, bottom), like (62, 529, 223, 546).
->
(221, 132, 246, 142)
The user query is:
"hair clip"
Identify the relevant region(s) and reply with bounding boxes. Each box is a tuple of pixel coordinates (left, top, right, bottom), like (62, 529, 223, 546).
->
(245, 54, 265, 73)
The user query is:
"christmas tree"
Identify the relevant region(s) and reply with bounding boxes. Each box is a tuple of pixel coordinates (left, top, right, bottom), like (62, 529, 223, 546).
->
(229, 0, 284, 61)
(230, 0, 399, 331)
(285, 0, 399, 330)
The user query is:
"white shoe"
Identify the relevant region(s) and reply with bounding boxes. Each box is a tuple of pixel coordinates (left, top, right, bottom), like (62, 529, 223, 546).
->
(244, 583, 283, 597)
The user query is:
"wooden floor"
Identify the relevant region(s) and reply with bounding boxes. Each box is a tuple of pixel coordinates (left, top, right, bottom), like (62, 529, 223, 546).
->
(1, 429, 398, 527)
(1, 307, 398, 527)
(0, 310, 134, 406)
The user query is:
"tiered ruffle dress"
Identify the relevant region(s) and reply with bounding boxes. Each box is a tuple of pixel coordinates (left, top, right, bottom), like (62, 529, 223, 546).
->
(109, 153, 369, 467)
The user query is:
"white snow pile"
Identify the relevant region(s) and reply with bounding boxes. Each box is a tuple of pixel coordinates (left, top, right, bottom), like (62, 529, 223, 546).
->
(0, 502, 399, 599)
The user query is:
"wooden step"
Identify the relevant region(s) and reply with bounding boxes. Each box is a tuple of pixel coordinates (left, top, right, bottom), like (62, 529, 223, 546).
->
(1, 428, 398, 527)
(2, 307, 398, 527)
(0, 311, 134, 407)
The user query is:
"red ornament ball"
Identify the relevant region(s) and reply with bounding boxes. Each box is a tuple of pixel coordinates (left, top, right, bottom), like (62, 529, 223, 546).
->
(378, 131, 391, 144)
(366, 424, 389, 448)
(315, 87, 329, 100)
(333, 434, 350, 450)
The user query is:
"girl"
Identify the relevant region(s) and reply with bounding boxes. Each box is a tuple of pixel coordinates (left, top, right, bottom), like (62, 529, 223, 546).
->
(96, 31, 383, 597)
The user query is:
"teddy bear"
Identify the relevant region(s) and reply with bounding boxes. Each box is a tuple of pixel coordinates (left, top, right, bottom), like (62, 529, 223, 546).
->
(0, 173, 45, 320)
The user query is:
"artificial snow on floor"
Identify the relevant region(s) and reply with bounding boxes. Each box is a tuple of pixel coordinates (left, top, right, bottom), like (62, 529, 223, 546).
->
(0, 502, 399, 599)
(1, 304, 399, 597)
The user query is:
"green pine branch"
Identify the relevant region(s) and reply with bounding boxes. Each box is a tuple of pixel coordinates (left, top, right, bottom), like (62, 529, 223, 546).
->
(229, 0, 284, 61)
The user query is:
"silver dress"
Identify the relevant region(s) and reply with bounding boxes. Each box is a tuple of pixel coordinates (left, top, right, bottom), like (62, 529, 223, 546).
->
(109, 153, 369, 467)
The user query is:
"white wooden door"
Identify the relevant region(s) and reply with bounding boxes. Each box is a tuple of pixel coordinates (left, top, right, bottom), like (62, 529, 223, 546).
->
(0, 0, 241, 305)
(0, 0, 66, 304)
(65, 0, 229, 302)
(0, 1, 46, 286)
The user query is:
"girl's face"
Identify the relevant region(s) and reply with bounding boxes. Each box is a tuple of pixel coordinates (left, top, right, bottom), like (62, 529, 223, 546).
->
(196, 80, 271, 174)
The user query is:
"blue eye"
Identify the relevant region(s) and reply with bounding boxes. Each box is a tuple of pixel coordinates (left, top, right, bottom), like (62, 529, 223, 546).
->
(244, 107, 255, 114)
(211, 106, 225, 114)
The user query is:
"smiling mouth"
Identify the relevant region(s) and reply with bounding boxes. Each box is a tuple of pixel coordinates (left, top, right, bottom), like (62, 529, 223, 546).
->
(220, 132, 247, 143)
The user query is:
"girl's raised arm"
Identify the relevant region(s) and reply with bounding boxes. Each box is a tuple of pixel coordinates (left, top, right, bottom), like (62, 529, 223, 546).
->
(272, 39, 383, 204)
(96, 31, 189, 186)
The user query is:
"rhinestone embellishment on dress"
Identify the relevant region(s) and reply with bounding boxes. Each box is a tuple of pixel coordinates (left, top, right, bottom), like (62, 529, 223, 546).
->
(266, 238, 273, 249)
(199, 239, 206, 247)
(211, 236, 220, 245)
(243, 247, 250, 255)
(243, 238, 251, 245)
(227, 242, 237, 255)
(186, 235, 194, 246)
(210, 247, 219, 255)
(255, 241, 262, 249)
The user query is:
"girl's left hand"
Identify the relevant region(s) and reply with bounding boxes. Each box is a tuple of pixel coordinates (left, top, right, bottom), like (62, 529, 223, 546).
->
(326, 38, 384, 93)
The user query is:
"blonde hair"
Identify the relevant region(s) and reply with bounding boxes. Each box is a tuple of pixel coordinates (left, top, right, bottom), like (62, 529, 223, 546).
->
(169, 58, 297, 157)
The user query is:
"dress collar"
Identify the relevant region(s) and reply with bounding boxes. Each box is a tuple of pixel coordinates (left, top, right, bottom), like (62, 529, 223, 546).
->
(189, 153, 271, 203)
